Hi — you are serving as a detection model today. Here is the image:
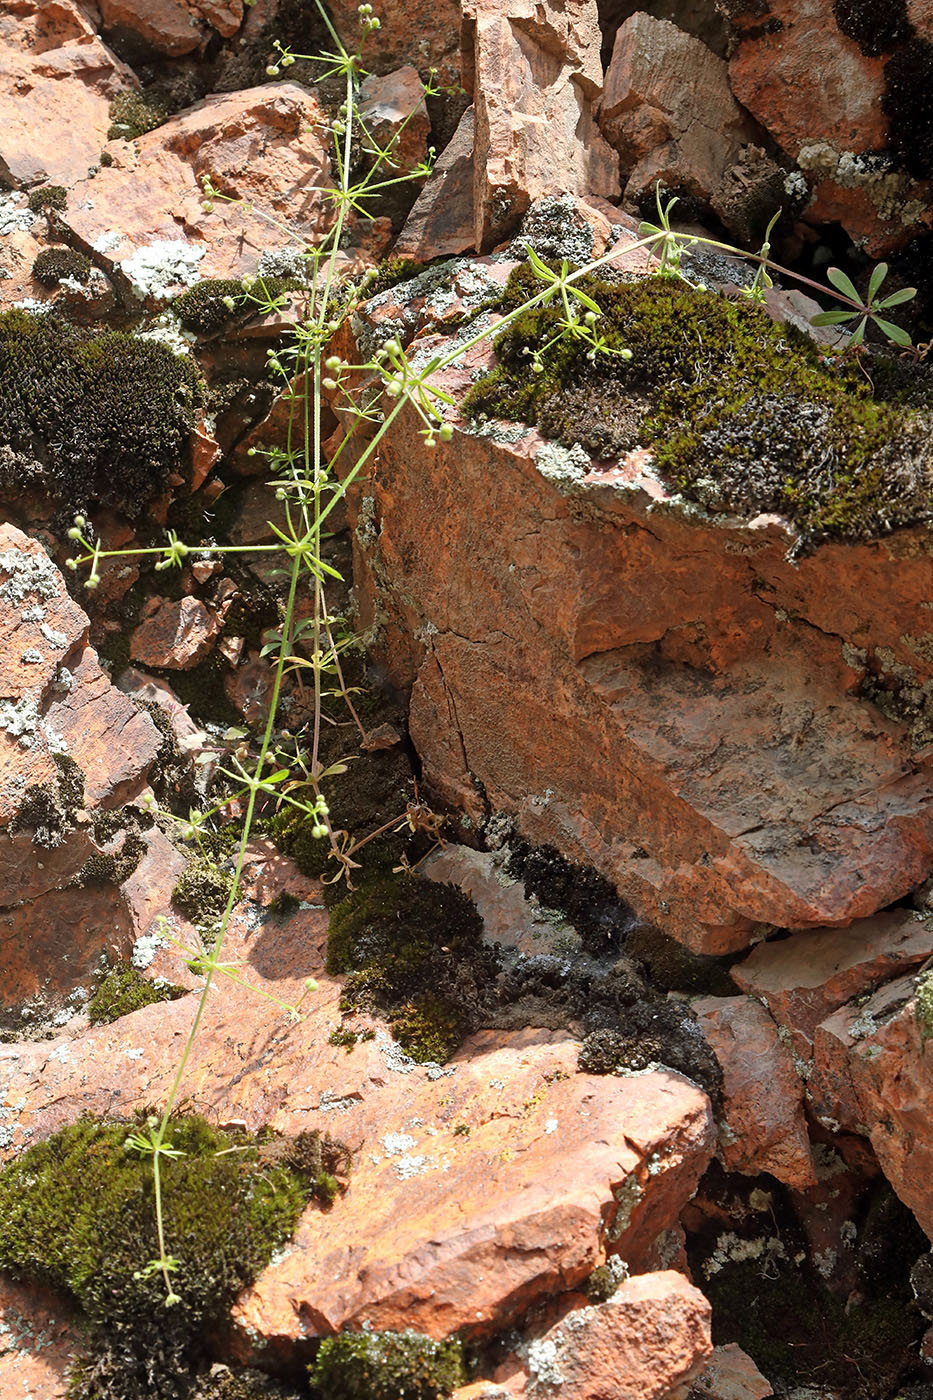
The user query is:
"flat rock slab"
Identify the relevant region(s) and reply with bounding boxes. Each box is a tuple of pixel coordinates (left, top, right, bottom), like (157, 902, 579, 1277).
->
(0, 882, 713, 1359)
(60, 84, 334, 294)
(346, 306, 933, 952)
(732, 909, 933, 1061)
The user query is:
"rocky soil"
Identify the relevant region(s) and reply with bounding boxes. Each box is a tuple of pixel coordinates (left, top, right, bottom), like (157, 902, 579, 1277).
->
(1, 1, 933, 1398)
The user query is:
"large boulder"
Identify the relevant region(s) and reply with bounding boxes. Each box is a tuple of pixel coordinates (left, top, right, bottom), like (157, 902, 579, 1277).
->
(344, 262, 933, 954)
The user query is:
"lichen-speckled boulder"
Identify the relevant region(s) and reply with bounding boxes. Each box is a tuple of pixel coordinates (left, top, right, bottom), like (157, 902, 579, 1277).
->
(343, 254, 933, 954)
(0, 876, 714, 1359)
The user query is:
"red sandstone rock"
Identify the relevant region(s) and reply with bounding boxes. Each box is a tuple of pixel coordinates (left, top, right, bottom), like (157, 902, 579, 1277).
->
(0, 0, 133, 189)
(601, 13, 758, 211)
(462, 0, 620, 250)
(809, 972, 933, 1239)
(728, 0, 887, 160)
(130, 595, 222, 670)
(731, 910, 933, 1062)
(326, 0, 462, 86)
(358, 66, 430, 184)
(0, 526, 163, 1025)
(504, 1272, 712, 1400)
(0, 1276, 74, 1400)
(689, 1343, 773, 1400)
(692, 995, 815, 1189)
(0, 889, 714, 1357)
(343, 308, 933, 950)
(396, 106, 477, 259)
(726, 0, 932, 254)
(58, 84, 333, 294)
(97, 0, 243, 54)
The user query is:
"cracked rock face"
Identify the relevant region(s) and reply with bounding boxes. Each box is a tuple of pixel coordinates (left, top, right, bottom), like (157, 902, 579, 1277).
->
(0, 525, 163, 1029)
(346, 280, 933, 956)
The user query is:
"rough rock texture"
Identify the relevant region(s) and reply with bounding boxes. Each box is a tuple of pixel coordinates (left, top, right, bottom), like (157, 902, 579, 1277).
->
(130, 595, 223, 670)
(326, 0, 462, 86)
(97, 0, 243, 55)
(58, 84, 333, 294)
(692, 995, 815, 1189)
(502, 1272, 713, 1399)
(600, 13, 759, 211)
(689, 1344, 774, 1399)
(462, 0, 620, 249)
(727, 0, 932, 254)
(0, 0, 134, 188)
(346, 309, 933, 954)
(0, 1275, 74, 1399)
(731, 909, 933, 1061)
(0, 525, 162, 1026)
(809, 972, 933, 1239)
(396, 106, 477, 259)
(0, 867, 714, 1359)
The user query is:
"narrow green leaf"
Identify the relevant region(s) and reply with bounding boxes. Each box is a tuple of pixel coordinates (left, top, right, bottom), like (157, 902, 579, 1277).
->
(873, 317, 913, 347)
(810, 309, 856, 326)
(877, 286, 917, 308)
(826, 266, 861, 304)
(867, 261, 889, 304)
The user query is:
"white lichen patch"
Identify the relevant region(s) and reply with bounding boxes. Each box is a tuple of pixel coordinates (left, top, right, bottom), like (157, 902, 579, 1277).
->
(131, 929, 167, 969)
(93, 231, 124, 254)
(136, 312, 198, 357)
(0, 694, 41, 747)
(39, 622, 67, 649)
(0, 194, 35, 236)
(703, 1230, 789, 1278)
(797, 142, 927, 229)
(0, 547, 61, 605)
(381, 1132, 417, 1156)
(122, 239, 206, 301)
(522, 1337, 565, 1389)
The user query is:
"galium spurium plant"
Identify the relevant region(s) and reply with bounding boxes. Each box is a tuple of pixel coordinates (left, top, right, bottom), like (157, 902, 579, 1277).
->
(63, 0, 919, 1305)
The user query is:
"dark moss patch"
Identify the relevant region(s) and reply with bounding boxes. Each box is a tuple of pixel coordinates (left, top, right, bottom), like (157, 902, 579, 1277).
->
(309, 1329, 464, 1400)
(883, 39, 933, 181)
(266, 890, 301, 921)
(32, 247, 91, 286)
(505, 839, 636, 955)
(368, 257, 434, 298)
(173, 277, 301, 337)
(625, 924, 736, 997)
(268, 747, 417, 890)
(327, 875, 497, 1063)
(0, 309, 202, 518)
(0, 1114, 345, 1399)
(26, 185, 67, 213)
(11, 753, 85, 849)
(88, 964, 186, 1025)
(191, 1366, 303, 1400)
(107, 88, 172, 140)
(172, 857, 233, 923)
(464, 267, 933, 545)
(76, 828, 146, 887)
(131, 696, 200, 812)
(832, 0, 909, 55)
